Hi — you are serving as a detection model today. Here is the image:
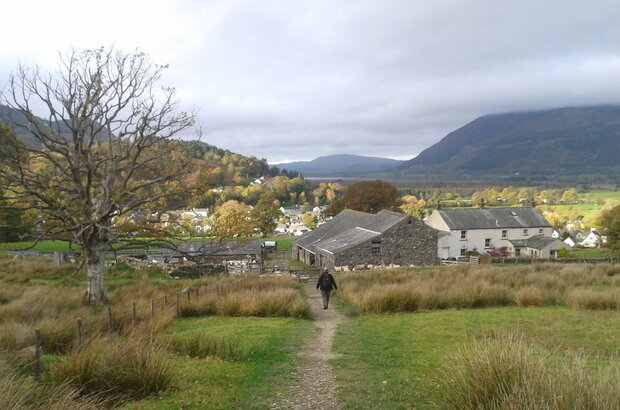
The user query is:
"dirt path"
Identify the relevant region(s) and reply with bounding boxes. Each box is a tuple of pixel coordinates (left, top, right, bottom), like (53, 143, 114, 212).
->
(271, 281, 345, 410)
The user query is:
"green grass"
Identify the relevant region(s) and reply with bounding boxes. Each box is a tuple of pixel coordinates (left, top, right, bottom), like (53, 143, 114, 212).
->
(1, 237, 293, 253)
(331, 307, 620, 409)
(123, 316, 314, 409)
(569, 248, 616, 258)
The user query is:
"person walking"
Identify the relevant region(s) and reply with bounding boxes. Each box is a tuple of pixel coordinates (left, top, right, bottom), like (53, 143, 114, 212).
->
(316, 267, 337, 309)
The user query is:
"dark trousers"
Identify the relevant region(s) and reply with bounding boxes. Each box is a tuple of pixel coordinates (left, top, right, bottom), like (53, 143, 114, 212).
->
(321, 289, 331, 308)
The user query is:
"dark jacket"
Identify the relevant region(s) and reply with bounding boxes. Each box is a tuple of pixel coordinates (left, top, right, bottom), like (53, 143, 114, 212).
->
(316, 272, 337, 291)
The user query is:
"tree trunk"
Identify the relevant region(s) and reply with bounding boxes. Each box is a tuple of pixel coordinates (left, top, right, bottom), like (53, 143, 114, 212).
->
(85, 246, 107, 305)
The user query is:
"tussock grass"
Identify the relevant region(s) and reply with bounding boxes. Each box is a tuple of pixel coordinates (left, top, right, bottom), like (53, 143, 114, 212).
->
(337, 263, 620, 314)
(49, 336, 172, 399)
(167, 332, 244, 361)
(436, 334, 620, 409)
(0, 359, 107, 409)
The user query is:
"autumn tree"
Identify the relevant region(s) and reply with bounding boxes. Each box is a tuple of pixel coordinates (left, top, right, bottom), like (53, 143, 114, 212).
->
(599, 204, 620, 252)
(301, 212, 318, 229)
(0, 48, 195, 304)
(561, 188, 580, 204)
(250, 191, 282, 237)
(325, 180, 399, 216)
(210, 200, 253, 239)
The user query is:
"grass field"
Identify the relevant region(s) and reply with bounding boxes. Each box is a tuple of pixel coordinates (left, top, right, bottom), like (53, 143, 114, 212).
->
(332, 307, 620, 409)
(123, 317, 314, 409)
(0, 237, 293, 253)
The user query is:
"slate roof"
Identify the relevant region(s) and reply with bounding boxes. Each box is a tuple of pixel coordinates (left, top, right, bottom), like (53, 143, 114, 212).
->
(168, 241, 262, 257)
(436, 207, 551, 230)
(295, 209, 407, 255)
(509, 235, 564, 250)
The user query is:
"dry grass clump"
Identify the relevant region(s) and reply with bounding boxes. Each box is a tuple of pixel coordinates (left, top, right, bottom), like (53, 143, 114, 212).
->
(49, 335, 172, 399)
(215, 289, 310, 318)
(567, 289, 620, 310)
(0, 359, 106, 409)
(336, 263, 620, 314)
(167, 332, 244, 361)
(435, 334, 620, 409)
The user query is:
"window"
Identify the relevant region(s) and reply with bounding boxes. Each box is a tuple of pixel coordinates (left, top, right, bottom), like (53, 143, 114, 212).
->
(371, 242, 381, 255)
(515, 248, 521, 256)
(539, 229, 544, 234)
(460, 248, 467, 256)
(502, 230, 507, 239)
(460, 230, 467, 239)
(523, 229, 528, 236)
(485, 238, 491, 247)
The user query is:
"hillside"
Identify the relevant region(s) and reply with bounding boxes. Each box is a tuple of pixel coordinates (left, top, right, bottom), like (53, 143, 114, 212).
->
(400, 105, 620, 177)
(277, 154, 404, 176)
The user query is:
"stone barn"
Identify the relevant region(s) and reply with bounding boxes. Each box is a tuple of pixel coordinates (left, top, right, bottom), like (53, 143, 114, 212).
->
(293, 209, 439, 271)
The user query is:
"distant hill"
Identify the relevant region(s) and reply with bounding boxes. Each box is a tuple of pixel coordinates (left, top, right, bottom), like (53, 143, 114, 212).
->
(277, 154, 404, 176)
(399, 105, 620, 177)
(0, 104, 76, 146)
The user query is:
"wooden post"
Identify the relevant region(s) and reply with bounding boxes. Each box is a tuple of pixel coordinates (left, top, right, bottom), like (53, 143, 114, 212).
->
(150, 298, 155, 320)
(163, 295, 168, 310)
(176, 292, 180, 317)
(76, 318, 83, 348)
(187, 288, 191, 303)
(132, 301, 137, 327)
(107, 307, 113, 332)
(34, 329, 42, 382)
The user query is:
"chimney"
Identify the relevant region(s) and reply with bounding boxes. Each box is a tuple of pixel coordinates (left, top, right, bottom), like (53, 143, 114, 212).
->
(530, 199, 536, 208)
(479, 199, 485, 209)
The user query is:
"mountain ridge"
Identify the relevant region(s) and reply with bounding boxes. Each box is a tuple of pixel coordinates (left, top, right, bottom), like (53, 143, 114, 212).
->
(275, 154, 404, 176)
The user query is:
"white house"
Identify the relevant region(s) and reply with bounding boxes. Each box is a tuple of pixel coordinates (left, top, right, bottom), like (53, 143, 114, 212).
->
(426, 207, 565, 259)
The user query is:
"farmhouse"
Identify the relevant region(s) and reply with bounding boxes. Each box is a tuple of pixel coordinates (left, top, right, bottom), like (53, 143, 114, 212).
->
(425, 207, 567, 259)
(293, 209, 439, 271)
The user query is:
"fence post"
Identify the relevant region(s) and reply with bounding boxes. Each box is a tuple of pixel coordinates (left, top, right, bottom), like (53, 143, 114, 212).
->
(107, 307, 113, 332)
(150, 298, 155, 320)
(163, 295, 168, 310)
(34, 329, 42, 382)
(76, 318, 83, 348)
(187, 288, 191, 303)
(176, 292, 180, 317)
(132, 301, 137, 327)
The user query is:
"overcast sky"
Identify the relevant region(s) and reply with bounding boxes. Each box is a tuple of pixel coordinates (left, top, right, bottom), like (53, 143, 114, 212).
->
(2, 1, 620, 163)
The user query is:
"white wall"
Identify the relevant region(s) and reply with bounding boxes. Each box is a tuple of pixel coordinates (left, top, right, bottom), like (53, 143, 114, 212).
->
(442, 227, 553, 258)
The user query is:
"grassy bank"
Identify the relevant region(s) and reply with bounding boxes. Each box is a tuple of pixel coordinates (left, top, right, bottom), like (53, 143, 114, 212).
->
(332, 307, 620, 409)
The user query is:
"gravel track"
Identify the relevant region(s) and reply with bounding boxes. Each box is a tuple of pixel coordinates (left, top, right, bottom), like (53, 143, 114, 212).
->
(271, 281, 344, 410)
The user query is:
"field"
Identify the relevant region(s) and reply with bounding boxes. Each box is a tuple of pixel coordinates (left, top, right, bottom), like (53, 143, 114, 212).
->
(1, 254, 619, 408)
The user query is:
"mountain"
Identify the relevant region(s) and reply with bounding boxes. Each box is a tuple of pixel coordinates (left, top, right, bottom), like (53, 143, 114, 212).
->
(400, 105, 620, 177)
(277, 154, 404, 176)
(0, 104, 76, 146)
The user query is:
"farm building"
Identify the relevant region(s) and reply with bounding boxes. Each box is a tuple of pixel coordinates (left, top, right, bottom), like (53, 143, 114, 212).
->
(293, 209, 439, 271)
(164, 241, 262, 265)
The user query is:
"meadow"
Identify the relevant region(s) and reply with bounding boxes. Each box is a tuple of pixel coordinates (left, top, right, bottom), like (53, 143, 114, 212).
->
(2, 252, 620, 409)
(332, 263, 620, 408)
(0, 252, 311, 408)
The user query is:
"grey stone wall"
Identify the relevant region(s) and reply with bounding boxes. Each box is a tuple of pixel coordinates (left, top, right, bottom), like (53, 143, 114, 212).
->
(334, 218, 439, 270)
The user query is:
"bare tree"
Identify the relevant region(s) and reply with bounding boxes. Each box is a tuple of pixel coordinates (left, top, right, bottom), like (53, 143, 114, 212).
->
(0, 48, 196, 304)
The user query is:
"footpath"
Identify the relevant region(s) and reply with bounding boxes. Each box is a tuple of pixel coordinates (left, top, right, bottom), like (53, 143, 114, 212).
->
(271, 281, 345, 410)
